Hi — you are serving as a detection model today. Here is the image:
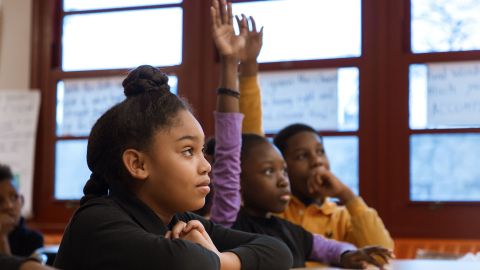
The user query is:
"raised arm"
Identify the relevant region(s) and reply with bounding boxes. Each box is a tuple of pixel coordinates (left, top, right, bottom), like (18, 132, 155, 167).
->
(238, 16, 264, 135)
(209, 0, 246, 227)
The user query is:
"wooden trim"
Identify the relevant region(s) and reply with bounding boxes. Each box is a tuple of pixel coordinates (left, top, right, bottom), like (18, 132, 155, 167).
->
(357, 0, 380, 208)
(258, 58, 361, 72)
(407, 51, 480, 63)
(56, 136, 89, 141)
(62, 3, 182, 16)
(51, 66, 180, 80)
(409, 128, 480, 135)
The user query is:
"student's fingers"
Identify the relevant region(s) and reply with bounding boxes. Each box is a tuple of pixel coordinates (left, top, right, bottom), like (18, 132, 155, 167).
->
(235, 15, 242, 30)
(341, 252, 367, 269)
(220, 0, 228, 25)
(307, 171, 323, 194)
(211, 0, 222, 28)
(170, 221, 187, 239)
(210, 7, 218, 30)
(362, 254, 385, 269)
(164, 231, 172, 239)
(227, 2, 233, 25)
(244, 14, 251, 32)
(250, 16, 257, 32)
(184, 220, 217, 247)
(184, 220, 207, 235)
(352, 249, 386, 269)
(364, 246, 393, 257)
(239, 14, 248, 37)
(364, 247, 393, 265)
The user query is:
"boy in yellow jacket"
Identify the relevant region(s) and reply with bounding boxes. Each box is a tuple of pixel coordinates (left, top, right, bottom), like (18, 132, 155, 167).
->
(237, 19, 393, 253)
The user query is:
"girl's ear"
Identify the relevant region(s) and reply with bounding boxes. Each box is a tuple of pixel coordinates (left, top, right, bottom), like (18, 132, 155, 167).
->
(122, 149, 149, 180)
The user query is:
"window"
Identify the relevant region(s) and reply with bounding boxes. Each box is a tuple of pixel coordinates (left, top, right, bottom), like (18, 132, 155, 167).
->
(232, 0, 361, 62)
(62, 8, 183, 71)
(31, 0, 205, 224)
(52, 2, 184, 201)
(384, 0, 480, 238)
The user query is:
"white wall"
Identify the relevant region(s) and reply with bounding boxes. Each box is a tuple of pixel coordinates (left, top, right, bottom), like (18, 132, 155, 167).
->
(0, 0, 32, 90)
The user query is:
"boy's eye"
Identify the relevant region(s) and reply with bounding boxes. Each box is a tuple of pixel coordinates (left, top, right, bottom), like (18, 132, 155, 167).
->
(316, 148, 325, 156)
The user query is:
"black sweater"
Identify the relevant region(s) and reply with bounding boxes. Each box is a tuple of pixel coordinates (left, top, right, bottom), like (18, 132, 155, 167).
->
(232, 209, 313, 267)
(54, 193, 292, 270)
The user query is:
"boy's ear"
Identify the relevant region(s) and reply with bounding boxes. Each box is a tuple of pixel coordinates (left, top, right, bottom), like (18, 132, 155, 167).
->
(122, 149, 149, 181)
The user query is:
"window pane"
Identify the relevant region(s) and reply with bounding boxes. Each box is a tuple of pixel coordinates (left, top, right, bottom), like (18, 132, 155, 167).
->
(260, 67, 359, 134)
(411, 0, 480, 53)
(233, 0, 361, 62)
(409, 61, 480, 129)
(62, 8, 182, 71)
(55, 140, 89, 200)
(410, 133, 480, 201)
(64, 0, 181, 11)
(323, 136, 359, 195)
(57, 76, 178, 137)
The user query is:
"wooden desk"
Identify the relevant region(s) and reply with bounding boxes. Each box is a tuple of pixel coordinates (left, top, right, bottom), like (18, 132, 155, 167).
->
(293, 259, 480, 270)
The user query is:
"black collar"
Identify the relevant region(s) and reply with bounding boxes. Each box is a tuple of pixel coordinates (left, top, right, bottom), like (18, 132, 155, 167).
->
(108, 192, 179, 235)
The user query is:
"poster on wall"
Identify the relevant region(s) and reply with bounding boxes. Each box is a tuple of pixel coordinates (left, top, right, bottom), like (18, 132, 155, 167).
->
(259, 69, 338, 133)
(427, 61, 480, 127)
(0, 90, 41, 217)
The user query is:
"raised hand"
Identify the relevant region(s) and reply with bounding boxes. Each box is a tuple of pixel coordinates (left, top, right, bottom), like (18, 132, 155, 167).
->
(236, 15, 263, 63)
(211, 0, 247, 59)
(307, 167, 355, 204)
(340, 246, 393, 269)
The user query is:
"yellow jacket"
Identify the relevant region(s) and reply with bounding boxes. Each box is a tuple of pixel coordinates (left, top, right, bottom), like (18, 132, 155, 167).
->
(239, 74, 394, 251)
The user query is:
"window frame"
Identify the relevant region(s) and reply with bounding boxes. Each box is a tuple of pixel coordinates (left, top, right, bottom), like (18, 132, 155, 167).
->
(380, 0, 480, 238)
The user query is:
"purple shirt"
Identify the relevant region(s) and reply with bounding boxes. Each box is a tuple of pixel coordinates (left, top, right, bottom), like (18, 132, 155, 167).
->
(210, 112, 243, 228)
(209, 112, 356, 264)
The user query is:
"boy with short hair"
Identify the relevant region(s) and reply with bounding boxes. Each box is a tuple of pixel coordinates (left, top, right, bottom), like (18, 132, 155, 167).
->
(0, 164, 43, 257)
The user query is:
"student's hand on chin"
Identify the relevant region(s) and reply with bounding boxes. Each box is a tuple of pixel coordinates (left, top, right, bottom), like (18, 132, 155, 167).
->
(340, 246, 393, 270)
(307, 167, 355, 204)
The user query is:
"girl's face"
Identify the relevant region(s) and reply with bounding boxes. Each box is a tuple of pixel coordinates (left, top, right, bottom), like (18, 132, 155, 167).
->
(282, 131, 330, 201)
(140, 110, 211, 216)
(241, 141, 291, 216)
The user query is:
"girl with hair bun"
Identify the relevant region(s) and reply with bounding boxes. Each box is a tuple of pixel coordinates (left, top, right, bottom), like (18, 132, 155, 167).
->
(53, 3, 292, 268)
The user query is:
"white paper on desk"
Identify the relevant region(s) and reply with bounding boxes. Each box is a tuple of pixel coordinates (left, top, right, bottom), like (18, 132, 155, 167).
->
(427, 61, 480, 126)
(259, 69, 338, 133)
(0, 90, 41, 218)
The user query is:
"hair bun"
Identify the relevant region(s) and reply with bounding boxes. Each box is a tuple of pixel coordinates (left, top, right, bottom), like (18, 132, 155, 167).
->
(122, 65, 171, 97)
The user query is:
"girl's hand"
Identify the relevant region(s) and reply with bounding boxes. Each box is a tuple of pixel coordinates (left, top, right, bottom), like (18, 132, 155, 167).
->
(340, 246, 393, 269)
(165, 220, 219, 255)
(211, 0, 247, 59)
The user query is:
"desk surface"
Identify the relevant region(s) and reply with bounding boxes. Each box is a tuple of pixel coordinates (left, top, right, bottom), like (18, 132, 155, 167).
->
(293, 259, 480, 270)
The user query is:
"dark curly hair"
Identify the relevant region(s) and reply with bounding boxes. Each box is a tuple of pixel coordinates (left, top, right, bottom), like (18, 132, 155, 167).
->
(273, 123, 321, 155)
(81, 65, 190, 205)
(0, 163, 14, 183)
